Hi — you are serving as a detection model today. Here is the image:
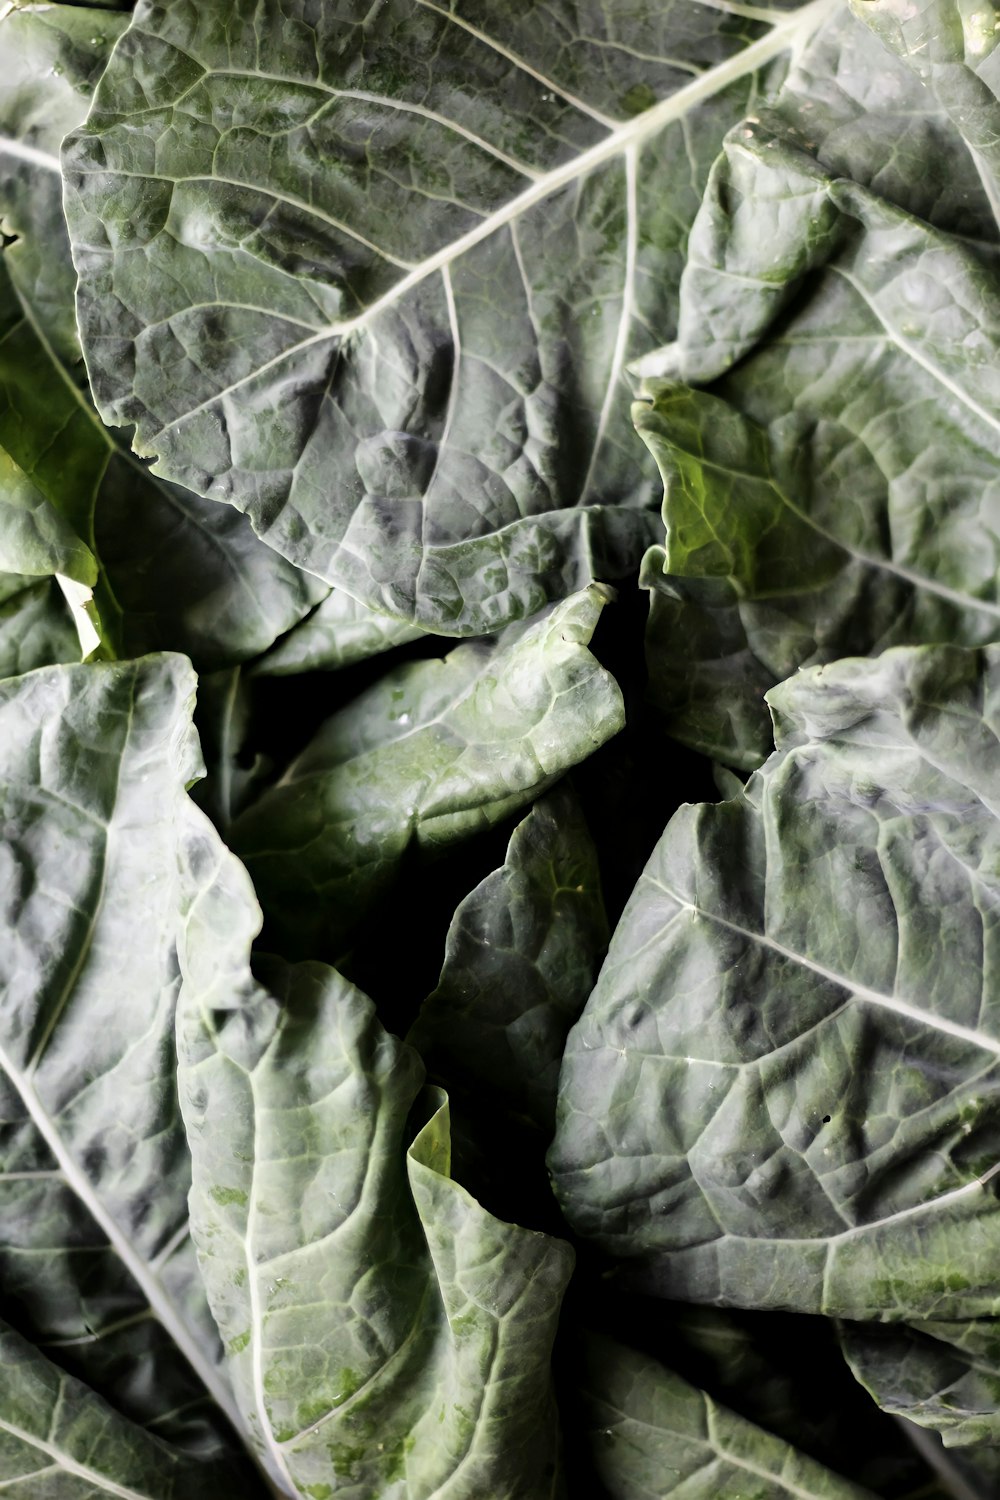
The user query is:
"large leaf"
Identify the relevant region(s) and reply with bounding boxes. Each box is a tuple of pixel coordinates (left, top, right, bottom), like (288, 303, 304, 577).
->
(62, 0, 837, 634)
(0, 6, 326, 669)
(632, 3, 1000, 767)
(408, 785, 607, 1136)
(576, 1333, 875, 1499)
(549, 645, 1000, 1323)
(0, 1318, 229, 1499)
(175, 797, 574, 1499)
(0, 655, 254, 1463)
(230, 585, 625, 957)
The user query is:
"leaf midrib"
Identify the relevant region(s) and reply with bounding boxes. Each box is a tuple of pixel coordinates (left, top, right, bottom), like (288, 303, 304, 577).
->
(647, 875, 1000, 1056)
(130, 0, 835, 441)
(0, 1414, 165, 1500)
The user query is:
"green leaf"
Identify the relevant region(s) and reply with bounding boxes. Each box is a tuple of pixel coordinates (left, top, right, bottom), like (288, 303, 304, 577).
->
(0, 10, 326, 669)
(230, 585, 625, 957)
(0, 576, 80, 676)
(255, 589, 425, 677)
(0, 1318, 232, 1500)
(408, 785, 607, 1135)
(577, 1333, 876, 1499)
(631, 4, 1000, 766)
(0, 446, 96, 584)
(62, 0, 836, 633)
(843, 1316, 1000, 1453)
(175, 802, 574, 1499)
(550, 645, 1000, 1323)
(0, 655, 251, 1459)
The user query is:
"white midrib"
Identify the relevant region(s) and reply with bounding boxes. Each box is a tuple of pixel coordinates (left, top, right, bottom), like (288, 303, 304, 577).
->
(0, 1416, 160, 1500)
(141, 0, 835, 442)
(0, 137, 59, 174)
(649, 877, 1000, 1057)
(703, 1401, 840, 1500)
(330, 0, 837, 341)
(0, 1039, 245, 1435)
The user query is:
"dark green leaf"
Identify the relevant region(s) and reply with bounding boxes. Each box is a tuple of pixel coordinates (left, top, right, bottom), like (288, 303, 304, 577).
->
(230, 585, 625, 957)
(175, 801, 574, 1499)
(408, 785, 607, 1136)
(0, 1318, 230, 1499)
(62, 0, 835, 633)
(551, 645, 1000, 1322)
(0, 655, 248, 1459)
(632, 4, 1000, 766)
(577, 1332, 876, 1499)
(0, 8, 326, 668)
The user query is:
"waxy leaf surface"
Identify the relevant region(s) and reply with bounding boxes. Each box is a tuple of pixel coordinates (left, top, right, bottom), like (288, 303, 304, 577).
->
(63, 0, 837, 633)
(634, 4, 1000, 767)
(0, 655, 249, 1459)
(176, 801, 574, 1499)
(230, 585, 624, 957)
(577, 1333, 875, 1500)
(551, 646, 1000, 1323)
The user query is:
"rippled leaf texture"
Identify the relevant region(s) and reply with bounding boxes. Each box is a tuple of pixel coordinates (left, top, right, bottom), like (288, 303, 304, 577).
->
(577, 1333, 875, 1499)
(633, 3, 1000, 767)
(0, 655, 250, 1459)
(408, 785, 607, 1136)
(0, 5, 325, 669)
(256, 589, 425, 677)
(230, 585, 625, 958)
(550, 645, 1000, 1321)
(175, 802, 574, 1499)
(0, 1318, 229, 1499)
(62, 0, 837, 634)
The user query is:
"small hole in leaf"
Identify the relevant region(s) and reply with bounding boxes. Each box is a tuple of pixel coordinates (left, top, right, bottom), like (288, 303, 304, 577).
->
(822, 1115, 831, 1124)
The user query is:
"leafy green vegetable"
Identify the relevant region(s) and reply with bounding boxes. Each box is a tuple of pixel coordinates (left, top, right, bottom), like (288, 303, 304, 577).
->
(0, 1319, 231, 1500)
(634, 2, 1000, 767)
(61, 0, 838, 634)
(175, 794, 574, 1498)
(230, 585, 625, 956)
(0, 654, 248, 1458)
(255, 590, 425, 677)
(0, 4, 327, 669)
(551, 644, 1000, 1321)
(577, 1332, 876, 1499)
(409, 785, 607, 1135)
(3, 1, 1000, 1493)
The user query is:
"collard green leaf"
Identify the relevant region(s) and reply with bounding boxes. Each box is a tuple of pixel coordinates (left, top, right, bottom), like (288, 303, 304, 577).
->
(0, 9, 326, 669)
(0, 446, 96, 584)
(842, 1316, 1000, 1454)
(577, 1333, 875, 1499)
(175, 800, 574, 1499)
(0, 655, 249, 1459)
(0, 575, 80, 676)
(632, 4, 1000, 766)
(62, 0, 836, 634)
(0, 1317, 230, 1499)
(550, 645, 1000, 1323)
(408, 785, 607, 1135)
(255, 589, 425, 677)
(230, 585, 625, 957)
